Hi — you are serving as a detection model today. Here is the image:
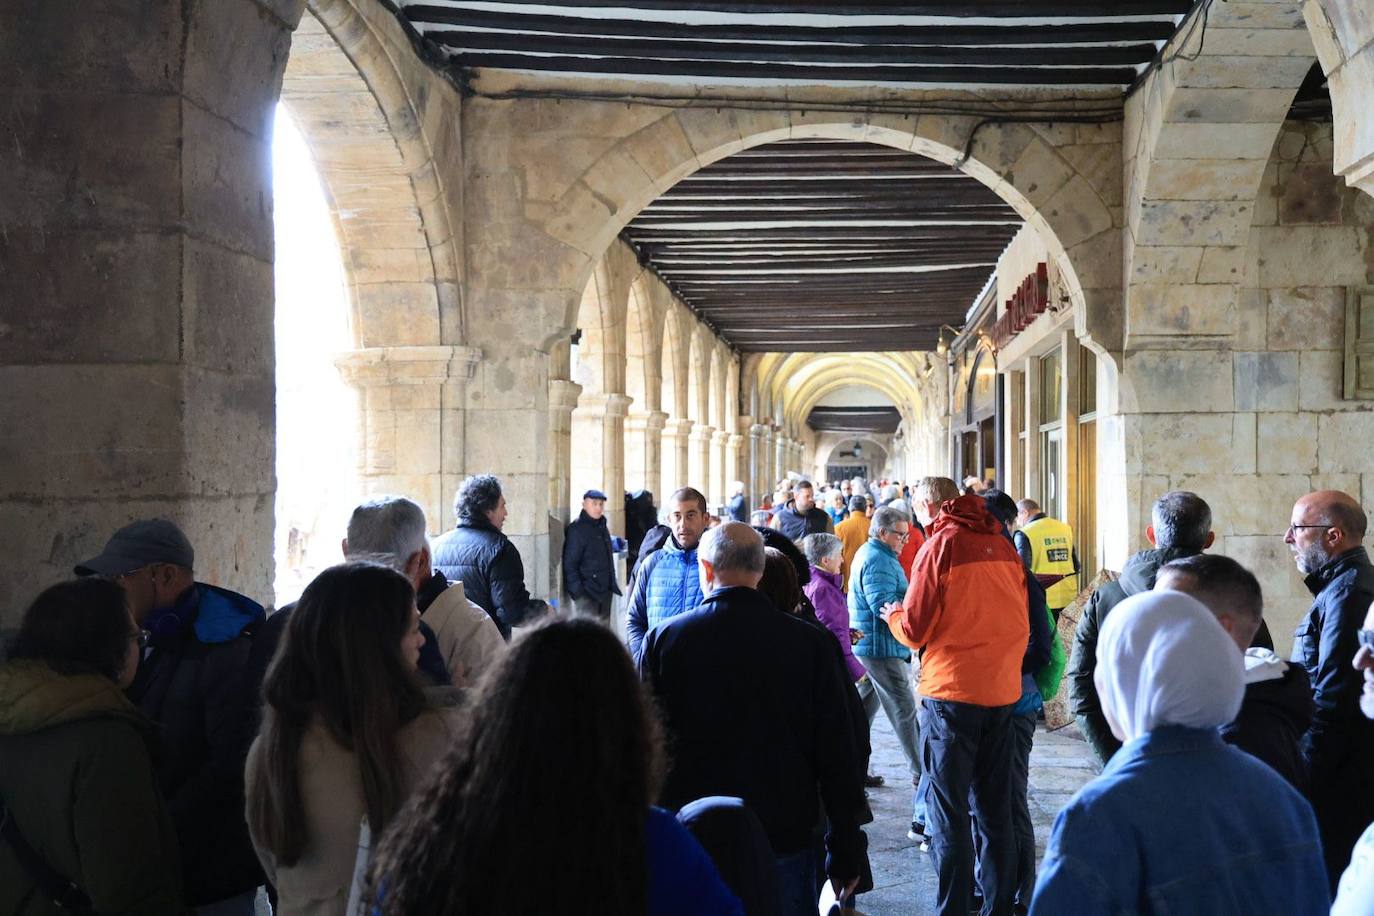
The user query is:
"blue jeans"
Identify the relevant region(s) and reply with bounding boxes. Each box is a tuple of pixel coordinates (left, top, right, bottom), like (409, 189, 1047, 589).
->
(775, 850, 818, 916)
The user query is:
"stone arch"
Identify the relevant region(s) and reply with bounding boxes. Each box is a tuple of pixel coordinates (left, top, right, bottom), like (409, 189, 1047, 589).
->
(625, 273, 661, 414)
(532, 112, 1120, 365)
(814, 435, 892, 479)
(281, 0, 463, 348)
(1303, 1, 1374, 197)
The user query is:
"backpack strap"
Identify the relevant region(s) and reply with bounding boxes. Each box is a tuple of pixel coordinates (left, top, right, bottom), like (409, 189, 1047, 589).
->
(0, 800, 96, 915)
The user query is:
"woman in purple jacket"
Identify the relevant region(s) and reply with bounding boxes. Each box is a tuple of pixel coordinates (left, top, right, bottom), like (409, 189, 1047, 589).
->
(801, 534, 865, 683)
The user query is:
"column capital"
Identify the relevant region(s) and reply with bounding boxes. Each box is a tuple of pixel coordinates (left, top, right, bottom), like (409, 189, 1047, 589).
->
(662, 417, 695, 438)
(335, 345, 482, 387)
(711, 428, 731, 447)
(727, 433, 745, 449)
(627, 410, 670, 433)
(689, 424, 716, 444)
(749, 423, 770, 438)
(574, 391, 634, 417)
(548, 378, 583, 412)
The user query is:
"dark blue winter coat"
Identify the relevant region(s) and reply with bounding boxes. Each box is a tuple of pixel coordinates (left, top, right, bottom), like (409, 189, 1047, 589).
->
(432, 518, 547, 640)
(563, 510, 622, 601)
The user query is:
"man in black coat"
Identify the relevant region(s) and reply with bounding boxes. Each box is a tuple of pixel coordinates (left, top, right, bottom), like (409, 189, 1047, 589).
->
(432, 474, 548, 640)
(1284, 489, 1374, 890)
(639, 521, 863, 913)
(563, 489, 622, 620)
(76, 519, 265, 911)
(1068, 490, 1213, 764)
(1154, 554, 1312, 792)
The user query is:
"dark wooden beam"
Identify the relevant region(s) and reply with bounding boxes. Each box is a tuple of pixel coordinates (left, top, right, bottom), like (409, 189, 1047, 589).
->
(422, 1, 1192, 16)
(425, 30, 1158, 67)
(403, 6, 1176, 46)
(451, 52, 1140, 86)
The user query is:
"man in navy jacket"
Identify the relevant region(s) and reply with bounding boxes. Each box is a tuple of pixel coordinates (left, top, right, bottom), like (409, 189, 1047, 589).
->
(640, 521, 864, 914)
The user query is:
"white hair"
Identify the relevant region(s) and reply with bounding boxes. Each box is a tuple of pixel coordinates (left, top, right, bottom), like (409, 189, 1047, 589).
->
(344, 496, 428, 572)
(699, 521, 765, 574)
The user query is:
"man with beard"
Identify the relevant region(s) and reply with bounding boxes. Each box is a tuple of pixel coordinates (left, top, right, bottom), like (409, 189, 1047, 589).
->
(1285, 489, 1374, 892)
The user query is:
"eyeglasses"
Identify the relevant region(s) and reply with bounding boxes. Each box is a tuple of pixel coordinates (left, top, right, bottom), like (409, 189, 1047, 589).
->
(893, 529, 911, 542)
(1286, 524, 1332, 535)
(114, 564, 158, 583)
(1359, 629, 1374, 651)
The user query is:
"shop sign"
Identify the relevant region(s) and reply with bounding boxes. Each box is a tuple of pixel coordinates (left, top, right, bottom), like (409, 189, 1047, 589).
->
(991, 262, 1049, 349)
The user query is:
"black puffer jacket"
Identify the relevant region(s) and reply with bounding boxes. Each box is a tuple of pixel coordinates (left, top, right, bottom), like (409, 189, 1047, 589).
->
(1068, 546, 1198, 764)
(563, 511, 622, 601)
(1293, 547, 1374, 786)
(1221, 650, 1313, 792)
(128, 583, 266, 906)
(625, 491, 659, 570)
(431, 518, 547, 640)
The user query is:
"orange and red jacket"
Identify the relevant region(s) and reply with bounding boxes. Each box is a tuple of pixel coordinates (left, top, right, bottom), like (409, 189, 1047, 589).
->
(885, 494, 1029, 707)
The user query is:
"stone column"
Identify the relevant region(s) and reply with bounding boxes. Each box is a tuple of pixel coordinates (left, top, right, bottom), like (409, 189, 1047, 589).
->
(726, 432, 745, 505)
(747, 421, 767, 504)
(336, 346, 482, 533)
(775, 436, 789, 481)
(661, 418, 693, 495)
(711, 428, 731, 506)
(0, 1, 305, 617)
(689, 424, 715, 496)
(543, 375, 581, 599)
(571, 392, 632, 536)
(625, 410, 668, 502)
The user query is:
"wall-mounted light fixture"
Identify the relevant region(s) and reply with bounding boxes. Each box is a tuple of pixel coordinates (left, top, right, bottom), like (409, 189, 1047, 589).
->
(934, 324, 963, 358)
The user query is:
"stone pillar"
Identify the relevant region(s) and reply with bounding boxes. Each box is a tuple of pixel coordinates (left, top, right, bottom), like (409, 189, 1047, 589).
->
(570, 392, 632, 536)
(0, 0, 304, 617)
(689, 424, 715, 496)
(747, 422, 768, 504)
(775, 436, 789, 481)
(726, 432, 745, 505)
(711, 428, 731, 506)
(661, 418, 693, 495)
(625, 410, 668, 502)
(541, 375, 581, 599)
(336, 346, 481, 533)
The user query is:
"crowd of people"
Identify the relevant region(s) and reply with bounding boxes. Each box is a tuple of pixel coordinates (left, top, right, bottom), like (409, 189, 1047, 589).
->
(1, 470, 1372, 916)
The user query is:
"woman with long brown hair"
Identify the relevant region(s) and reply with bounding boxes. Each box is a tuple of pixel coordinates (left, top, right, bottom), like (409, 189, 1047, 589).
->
(245, 562, 458, 915)
(368, 617, 741, 916)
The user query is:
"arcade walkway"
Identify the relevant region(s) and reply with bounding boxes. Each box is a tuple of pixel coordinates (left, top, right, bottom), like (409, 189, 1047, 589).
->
(860, 714, 1098, 913)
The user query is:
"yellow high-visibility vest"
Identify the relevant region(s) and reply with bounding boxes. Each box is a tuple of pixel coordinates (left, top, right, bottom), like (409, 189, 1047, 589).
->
(1022, 515, 1078, 608)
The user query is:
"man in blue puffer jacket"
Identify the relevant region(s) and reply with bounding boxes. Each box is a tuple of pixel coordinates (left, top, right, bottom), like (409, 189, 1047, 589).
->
(627, 487, 709, 663)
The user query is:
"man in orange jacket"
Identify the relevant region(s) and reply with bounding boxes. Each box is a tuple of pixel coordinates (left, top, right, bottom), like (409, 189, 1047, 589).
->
(884, 491, 1029, 916)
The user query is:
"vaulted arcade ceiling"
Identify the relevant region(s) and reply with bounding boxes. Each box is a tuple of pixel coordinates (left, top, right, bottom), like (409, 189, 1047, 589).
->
(391, 1, 1200, 353)
(621, 139, 1021, 352)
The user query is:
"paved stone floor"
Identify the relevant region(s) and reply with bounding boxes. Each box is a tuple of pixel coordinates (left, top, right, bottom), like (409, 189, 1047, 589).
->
(855, 712, 1100, 915)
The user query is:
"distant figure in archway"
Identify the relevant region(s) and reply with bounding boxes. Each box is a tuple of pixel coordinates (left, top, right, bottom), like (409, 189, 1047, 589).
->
(432, 475, 548, 641)
(726, 480, 749, 523)
(564, 489, 623, 621)
(770, 481, 834, 540)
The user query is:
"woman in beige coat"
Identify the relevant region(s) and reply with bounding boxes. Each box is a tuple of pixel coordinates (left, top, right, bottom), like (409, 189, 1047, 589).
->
(245, 562, 460, 915)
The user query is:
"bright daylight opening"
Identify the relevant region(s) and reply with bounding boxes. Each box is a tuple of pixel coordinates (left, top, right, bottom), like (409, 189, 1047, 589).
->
(272, 105, 359, 606)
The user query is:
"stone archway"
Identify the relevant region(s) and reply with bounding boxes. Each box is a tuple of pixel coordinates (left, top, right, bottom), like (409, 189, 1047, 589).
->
(1304, 1, 1374, 197)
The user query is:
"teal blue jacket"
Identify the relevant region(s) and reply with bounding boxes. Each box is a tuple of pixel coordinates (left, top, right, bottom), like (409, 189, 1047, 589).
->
(848, 538, 910, 660)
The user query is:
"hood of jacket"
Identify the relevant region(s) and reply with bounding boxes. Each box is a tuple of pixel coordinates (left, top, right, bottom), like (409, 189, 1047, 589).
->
(0, 659, 146, 737)
(661, 535, 698, 559)
(1116, 546, 1199, 596)
(1240, 649, 1313, 724)
(929, 494, 1002, 537)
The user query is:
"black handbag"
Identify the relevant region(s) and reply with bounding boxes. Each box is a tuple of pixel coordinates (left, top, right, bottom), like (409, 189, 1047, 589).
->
(0, 800, 97, 915)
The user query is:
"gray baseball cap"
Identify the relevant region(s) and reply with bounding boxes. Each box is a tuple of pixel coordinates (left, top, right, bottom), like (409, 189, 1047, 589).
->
(75, 518, 194, 576)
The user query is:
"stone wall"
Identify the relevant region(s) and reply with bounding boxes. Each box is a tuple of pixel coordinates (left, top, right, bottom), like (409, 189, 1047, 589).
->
(1135, 119, 1374, 650)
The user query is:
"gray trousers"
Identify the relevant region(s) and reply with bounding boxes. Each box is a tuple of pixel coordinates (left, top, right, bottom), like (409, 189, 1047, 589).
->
(855, 654, 921, 784)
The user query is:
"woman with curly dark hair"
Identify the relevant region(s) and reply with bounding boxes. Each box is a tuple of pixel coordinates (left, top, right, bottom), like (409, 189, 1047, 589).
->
(368, 618, 742, 916)
(244, 562, 459, 915)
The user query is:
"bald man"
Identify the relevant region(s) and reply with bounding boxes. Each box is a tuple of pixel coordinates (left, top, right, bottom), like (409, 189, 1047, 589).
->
(639, 522, 864, 911)
(1285, 489, 1374, 891)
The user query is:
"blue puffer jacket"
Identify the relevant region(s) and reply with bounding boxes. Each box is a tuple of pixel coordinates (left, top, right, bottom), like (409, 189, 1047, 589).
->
(627, 540, 703, 663)
(848, 538, 910, 660)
